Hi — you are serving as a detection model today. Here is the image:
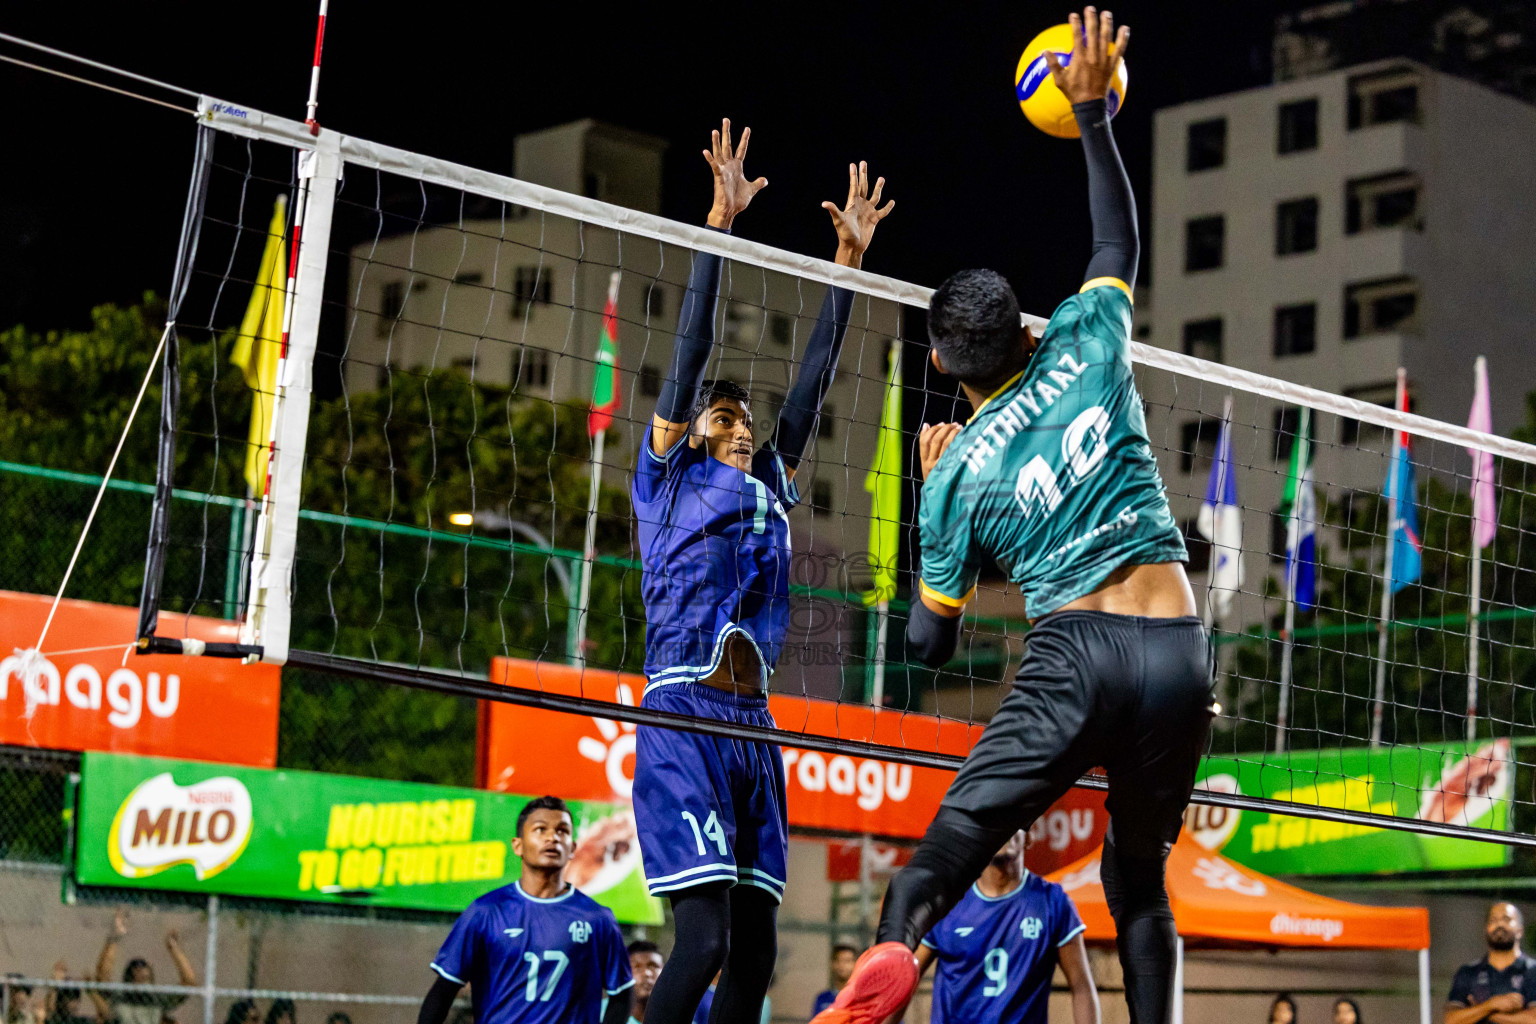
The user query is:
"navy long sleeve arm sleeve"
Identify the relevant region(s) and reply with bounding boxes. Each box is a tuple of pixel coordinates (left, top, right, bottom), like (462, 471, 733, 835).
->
(654, 228, 730, 425)
(769, 285, 854, 470)
(1073, 99, 1139, 287)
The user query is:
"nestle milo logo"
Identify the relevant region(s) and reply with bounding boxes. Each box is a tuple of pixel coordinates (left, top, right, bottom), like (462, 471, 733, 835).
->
(108, 772, 254, 880)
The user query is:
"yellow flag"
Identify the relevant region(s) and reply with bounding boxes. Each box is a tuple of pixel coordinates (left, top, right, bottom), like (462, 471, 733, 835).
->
(864, 340, 902, 605)
(230, 196, 288, 496)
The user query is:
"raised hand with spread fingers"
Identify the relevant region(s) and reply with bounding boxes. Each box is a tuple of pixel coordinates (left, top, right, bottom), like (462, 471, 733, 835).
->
(821, 160, 895, 270)
(703, 117, 767, 230)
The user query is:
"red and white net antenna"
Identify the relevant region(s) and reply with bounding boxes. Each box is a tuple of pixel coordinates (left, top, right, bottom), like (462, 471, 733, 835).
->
(303, 0, 329, 135)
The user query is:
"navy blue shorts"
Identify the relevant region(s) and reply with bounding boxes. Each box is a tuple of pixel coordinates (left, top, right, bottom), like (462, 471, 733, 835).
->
(633, 684, 789, 903)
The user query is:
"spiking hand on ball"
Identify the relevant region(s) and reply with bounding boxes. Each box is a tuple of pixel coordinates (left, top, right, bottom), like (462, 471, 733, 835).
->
(1016, 11, 1129, 137)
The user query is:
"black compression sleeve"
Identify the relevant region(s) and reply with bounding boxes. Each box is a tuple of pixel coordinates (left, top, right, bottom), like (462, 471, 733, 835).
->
(770, 286, 854, 469)
(600, 988, 632, 1024)
(1073, 99, 1139, 287)
(654, 227, 730, 425)
(416, 977, 459, 1024)
(906, 599, 961, 668)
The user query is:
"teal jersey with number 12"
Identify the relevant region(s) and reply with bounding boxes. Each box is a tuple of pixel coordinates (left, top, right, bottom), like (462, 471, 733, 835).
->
(918, 281, 1186, 619)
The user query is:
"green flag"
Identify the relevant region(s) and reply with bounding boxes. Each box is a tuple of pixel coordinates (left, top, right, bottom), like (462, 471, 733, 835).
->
(864, 341, 902, 604)
(588, 273, 621, 437)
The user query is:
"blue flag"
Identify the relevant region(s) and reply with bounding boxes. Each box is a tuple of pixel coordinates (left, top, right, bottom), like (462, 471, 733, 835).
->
(1386, 437, 1422, 593)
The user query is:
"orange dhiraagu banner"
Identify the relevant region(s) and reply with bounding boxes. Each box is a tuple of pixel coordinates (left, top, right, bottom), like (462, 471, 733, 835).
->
(0, 591, 281, 766)
(481, 657, 985, 840)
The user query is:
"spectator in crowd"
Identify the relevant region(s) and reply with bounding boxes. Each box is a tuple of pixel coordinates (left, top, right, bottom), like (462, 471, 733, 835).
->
(1446, 902, 1536, 1024)
(222, 1002, 259, 1024)
(93, 910, 197, 1024)
(322, 1014, 351, 1024)
(627, 942, 664, 1024)
(263, 1000, 294, 1024)
(1332, 997, 1361, 1024)
(4, 974, 34, 1024)
(42, 963, 97, 1024)
(812, 947, 859, 1017)
(1270, 993, 1298, 1024)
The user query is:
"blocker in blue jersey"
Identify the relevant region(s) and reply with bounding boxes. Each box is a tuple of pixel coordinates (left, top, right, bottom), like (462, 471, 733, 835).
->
(816, 11, 1212, 1024)
(915, 831, 1097, 1024)
(630, 118, 893, 1024)
(416, 797, 632, 1024)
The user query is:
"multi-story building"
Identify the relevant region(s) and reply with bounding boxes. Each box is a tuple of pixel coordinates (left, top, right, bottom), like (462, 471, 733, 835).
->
(339, 119, 902, 700)
(1144, 59, 1536, 629)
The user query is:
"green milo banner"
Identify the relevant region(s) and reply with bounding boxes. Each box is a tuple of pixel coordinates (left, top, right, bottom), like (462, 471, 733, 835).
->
(1188, 739, 1514, 875)
(73, 752, 663, 924)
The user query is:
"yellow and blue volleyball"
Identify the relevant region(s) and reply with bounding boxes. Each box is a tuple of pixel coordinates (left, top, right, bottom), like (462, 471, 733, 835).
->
(1014, 23, 1129, 139)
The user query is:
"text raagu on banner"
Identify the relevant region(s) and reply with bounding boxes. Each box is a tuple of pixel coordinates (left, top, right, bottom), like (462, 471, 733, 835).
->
(0, 591, 280, 765)
(75, 752, 662, 924)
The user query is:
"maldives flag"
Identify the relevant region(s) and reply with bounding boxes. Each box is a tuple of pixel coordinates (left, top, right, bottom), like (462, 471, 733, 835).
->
(588, 272, 621, 437)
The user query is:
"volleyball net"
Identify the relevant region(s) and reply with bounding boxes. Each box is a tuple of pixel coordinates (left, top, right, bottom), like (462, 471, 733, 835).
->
(129, 96, 1536, 846)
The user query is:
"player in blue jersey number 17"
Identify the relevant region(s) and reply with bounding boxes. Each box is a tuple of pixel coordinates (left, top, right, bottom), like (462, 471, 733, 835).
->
(416, 797, 633, 1024)
(631, 119, 893, 1024)
(816, 10, 1213, 1024)
(915, 831, 1098, 1024)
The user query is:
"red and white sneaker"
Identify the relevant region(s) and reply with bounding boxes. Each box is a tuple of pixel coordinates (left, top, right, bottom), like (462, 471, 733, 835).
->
(808, 942, 919, 1024)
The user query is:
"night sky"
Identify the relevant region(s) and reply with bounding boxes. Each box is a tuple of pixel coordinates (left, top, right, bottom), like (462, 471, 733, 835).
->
(0, 1, 1275, 333)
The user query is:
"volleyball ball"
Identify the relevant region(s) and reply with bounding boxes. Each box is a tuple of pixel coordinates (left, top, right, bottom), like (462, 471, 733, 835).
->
(1014, 23, 1128, 139)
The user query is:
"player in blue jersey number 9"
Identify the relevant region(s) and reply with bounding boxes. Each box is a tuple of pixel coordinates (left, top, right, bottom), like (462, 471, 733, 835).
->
(630, 119, 893, 1024)
(417, 796, 633, 1024)
(916, 831, 1098, 1024)
(816, 10, 1213, 1024)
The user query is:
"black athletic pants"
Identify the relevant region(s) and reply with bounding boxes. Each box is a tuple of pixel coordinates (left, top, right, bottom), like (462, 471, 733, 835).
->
(877, 611, 1214, 1024)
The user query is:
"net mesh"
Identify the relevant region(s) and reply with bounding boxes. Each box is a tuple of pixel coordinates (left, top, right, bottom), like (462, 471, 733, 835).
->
(136, 112, 1536, 844)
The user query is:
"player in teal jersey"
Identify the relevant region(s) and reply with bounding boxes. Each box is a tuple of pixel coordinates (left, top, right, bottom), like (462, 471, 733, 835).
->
(815, 10, 1212, 1024)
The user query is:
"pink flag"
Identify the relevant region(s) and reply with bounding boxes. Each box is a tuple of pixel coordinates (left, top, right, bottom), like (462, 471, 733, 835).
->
(1467, 356, 1496, 549)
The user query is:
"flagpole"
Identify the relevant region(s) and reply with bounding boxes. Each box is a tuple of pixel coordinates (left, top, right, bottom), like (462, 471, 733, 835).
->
(1467, 531, 1482, 743)
(1371, 368, 1407, 748)
(572, 271, 622, 666)
(1276, 405, 1309, 755)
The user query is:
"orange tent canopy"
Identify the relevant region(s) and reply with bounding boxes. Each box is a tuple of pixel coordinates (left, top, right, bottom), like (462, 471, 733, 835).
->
(1046, 831, 1430, 951)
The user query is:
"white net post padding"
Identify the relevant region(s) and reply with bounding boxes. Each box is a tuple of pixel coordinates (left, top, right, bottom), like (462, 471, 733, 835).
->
(239, 131, 342, 666)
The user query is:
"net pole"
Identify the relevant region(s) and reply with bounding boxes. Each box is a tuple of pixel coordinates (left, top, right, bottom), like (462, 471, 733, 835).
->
(870, 602, 890, 708)
(302, 0, 329, 135)
(1467, 533, 1482, 743)
(1371, 369, 1407, 748)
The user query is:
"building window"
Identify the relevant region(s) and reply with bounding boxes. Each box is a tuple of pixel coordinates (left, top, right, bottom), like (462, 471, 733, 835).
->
(1273, 303, 1316, 358)
(1272, 407, 1302, 462)
(1278, 98, 1319, 154)
(1345, 277, 1419, 339)
(723, 302, 752, 347)
(1346, 172, 1420, 234)
(1338, 381, 1400, 447)
(645, 283, 667, 321)
(1182, 318, 1223, 363)
(1179, 418, 1223, 474)
(1185, 216, 1225, 272)
(811, 479, 833, 509)
(1348, 68, 1421, 129)
(768, 313, 793, 346)
(639, 364, 661, 398)
(818, 405, 835, 439)
(1269, 512, 1290, 565)
(452, 271, 484, 286)
(378, 281, 405, 336)
(1276, 197, 1319, 256)
(511, 266, 551, 318)
(513, 345, 550, 391)
(1186, 118, 1226, 172)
